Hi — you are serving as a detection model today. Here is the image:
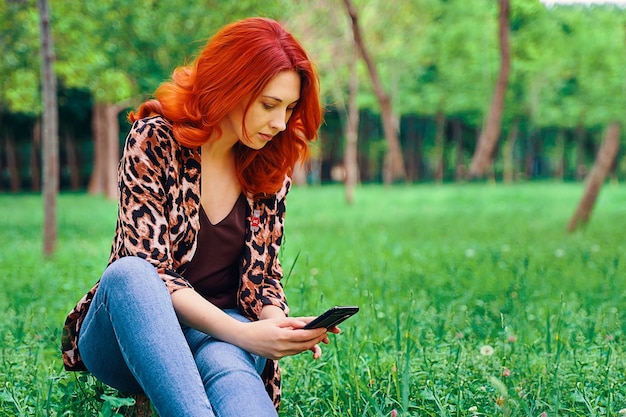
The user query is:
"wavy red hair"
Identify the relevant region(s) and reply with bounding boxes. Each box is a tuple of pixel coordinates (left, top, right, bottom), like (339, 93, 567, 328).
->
(129, 17, 322, 198)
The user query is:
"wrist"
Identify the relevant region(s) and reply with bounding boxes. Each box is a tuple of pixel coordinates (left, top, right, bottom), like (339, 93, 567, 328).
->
(229, 319, 257, 353)
(259, 304, 286, 320)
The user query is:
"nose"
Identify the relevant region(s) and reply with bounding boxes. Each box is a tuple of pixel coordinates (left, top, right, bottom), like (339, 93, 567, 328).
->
(269, 111, 288, 132)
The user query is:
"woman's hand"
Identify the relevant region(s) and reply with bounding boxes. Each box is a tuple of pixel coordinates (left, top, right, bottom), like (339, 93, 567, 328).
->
(172, 289, 340, 360)
(254, 305, 342, 359)
(300, 318, 342, 359)
(232, 316, 335, 360)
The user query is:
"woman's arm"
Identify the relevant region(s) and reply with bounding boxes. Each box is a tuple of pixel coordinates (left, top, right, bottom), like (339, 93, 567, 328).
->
(112, 118, 195, 293)
(171, 288, 328, 360)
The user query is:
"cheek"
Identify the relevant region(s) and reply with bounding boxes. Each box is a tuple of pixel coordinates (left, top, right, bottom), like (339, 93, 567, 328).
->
(230, 108, 246, 135)
(244, 109, 265, 131)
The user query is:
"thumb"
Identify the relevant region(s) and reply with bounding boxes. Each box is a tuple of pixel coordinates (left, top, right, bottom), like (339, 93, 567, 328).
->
(280, 317, 308, 329)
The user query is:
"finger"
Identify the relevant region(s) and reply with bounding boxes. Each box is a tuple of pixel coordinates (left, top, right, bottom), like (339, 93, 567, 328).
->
(328, 325, 341, 334)
(280, 317, 309, 329)
(292, 326, 328, 340)
(311, 344, 322, 359)
(291, 316, 324, 329)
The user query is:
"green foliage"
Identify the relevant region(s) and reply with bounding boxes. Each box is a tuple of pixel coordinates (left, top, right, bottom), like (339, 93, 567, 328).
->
(2, 0, 624, 132)
(412, 0, 498, 119)
(0, 0, 41, 115)
(536, 4, 626, 127)
(2, 184, 625, 415)
(0, 0, 294, 111)
(286, 0, 625, 149)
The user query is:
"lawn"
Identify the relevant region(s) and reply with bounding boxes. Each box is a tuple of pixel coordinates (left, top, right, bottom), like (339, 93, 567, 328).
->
(1, 182, 625, 416)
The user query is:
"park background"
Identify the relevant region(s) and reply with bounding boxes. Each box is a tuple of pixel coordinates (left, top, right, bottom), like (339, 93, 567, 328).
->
(1, 0, 626, 416)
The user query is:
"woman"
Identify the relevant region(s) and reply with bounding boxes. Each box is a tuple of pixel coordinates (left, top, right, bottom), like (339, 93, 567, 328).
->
(61, 17, 330, 417)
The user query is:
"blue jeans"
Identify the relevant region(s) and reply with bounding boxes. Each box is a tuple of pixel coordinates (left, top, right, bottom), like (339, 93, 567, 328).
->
(78, 256, 277, 417)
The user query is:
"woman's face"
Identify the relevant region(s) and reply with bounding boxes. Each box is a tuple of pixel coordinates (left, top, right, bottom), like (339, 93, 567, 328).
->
(224, 70, 301, 150)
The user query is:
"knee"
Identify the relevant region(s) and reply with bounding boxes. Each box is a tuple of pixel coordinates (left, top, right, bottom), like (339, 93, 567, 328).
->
(99, 256, 165, 299)
(199, 342, 259, 375)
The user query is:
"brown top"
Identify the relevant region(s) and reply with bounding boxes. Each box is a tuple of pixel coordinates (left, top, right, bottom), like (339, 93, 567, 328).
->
(184, 193, 247, 309)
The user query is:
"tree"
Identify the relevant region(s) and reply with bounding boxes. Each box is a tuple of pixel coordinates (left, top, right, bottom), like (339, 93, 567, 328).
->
(342, 0, 406, 184)
(38, 0, 58, 257)
(344, 50, 360, 204)
(0, 2, 41, 116)
(501, 1, 553, 182)
(0, 2, 42, 192)
(287, 1, 360, 195)
(468, 0, 511, 178)
(536, 5, 625, 183)
(408, 0, 497, 182)
(52, 0, 292, 199)
(51, 0, 136, 199)
(567, 123, 621, 232)
(3, 0, 625, 190)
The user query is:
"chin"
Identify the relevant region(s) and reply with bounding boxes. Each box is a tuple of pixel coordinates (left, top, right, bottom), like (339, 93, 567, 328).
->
(241, 139, 269, 150)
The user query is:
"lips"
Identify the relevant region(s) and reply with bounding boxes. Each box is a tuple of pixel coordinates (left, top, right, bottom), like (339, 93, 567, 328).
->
(259, 133, 273, 142)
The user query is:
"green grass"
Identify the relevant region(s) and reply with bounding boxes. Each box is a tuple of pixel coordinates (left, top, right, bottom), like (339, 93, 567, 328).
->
(1, 183, 625, 416)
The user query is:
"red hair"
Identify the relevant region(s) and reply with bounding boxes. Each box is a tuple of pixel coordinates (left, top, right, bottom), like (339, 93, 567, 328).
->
(129, 17, 322, 198)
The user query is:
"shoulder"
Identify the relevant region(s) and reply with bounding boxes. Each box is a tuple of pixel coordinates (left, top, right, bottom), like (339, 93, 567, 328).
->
(275, 176, 292, 202)
(127, 116, 174, 147)
(123, 116, 187, 167)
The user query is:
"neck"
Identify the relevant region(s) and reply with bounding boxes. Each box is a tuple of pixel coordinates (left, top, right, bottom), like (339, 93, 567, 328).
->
(202, 128, 238, 163)
(202, 140, 233, 162)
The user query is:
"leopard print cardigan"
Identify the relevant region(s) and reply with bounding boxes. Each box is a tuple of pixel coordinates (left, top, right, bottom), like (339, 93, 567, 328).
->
(61, 116, 290, 409)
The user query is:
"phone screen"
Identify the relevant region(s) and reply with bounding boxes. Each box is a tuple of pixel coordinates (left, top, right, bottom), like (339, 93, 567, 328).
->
(303, 306, 359, 329)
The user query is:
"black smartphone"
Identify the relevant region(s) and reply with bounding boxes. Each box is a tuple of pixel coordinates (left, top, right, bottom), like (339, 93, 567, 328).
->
(303, 306, 359, 330)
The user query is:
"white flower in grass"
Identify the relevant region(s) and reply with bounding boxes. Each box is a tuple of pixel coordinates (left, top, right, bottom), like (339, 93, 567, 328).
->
(468, 406, 478, 413)
(619, 409, 626, 415)
(465, 248, 476, 258)
(554, 248, 565, 258)
(480, 345, 494, 356)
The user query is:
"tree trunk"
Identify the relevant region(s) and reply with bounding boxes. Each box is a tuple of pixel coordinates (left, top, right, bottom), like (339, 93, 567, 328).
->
(292, 162, 307, 185)
(0, 136, 3, 192)
(468, 0, 511, 178)
(0, 106, 3, 191)
(524, 131, 535, 179)
(344, 49, 359, 205)
(404, 116, 417, 181)
(126, 393, 153, 417)
(575, 123, 587, 180)
(502, 118, 519, 184)
(65, 130, 81, 190)
(88, 102, 106, 195)
(31, 121, 41, 191)
(6, 133, 20, 192)
(567, 123, 621, 233)
(433, 111, 446, 183)
(89, 102, 123, 199)
(416, 120, 425, 181)
(104, 104, 122, 199)
(554, 129, 565, 181)
(453, 119, 465, 182)
(38, 0, 59, 257)
(342, 0, 406, 184)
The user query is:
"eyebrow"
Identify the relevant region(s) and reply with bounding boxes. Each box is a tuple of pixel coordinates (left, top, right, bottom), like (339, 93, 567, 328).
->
(261, 95, 299, 105)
